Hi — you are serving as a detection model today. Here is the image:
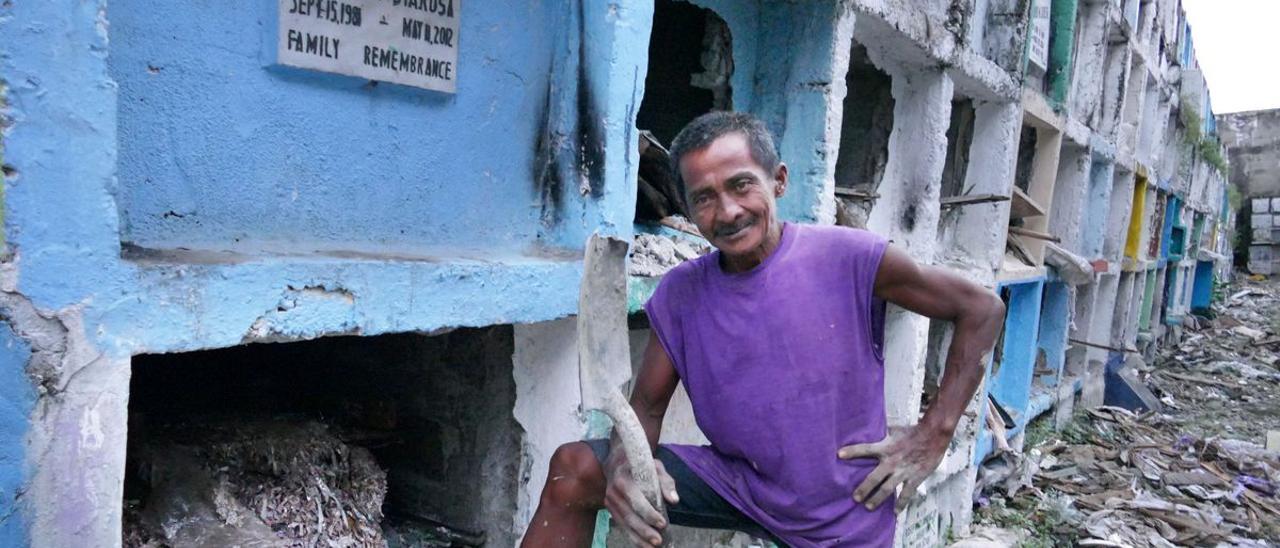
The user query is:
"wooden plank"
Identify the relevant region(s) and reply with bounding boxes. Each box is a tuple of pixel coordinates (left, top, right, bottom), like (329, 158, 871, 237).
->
(940, 193, 1010, 209)
(1009, 186, 1047, 219)
(1068, 338, 1140, 354)
(834, 187, 880, 201)
(1009, 226, 1062, 243)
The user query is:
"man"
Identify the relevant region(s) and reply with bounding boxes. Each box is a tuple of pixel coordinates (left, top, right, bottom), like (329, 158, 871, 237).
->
(521, 112, 1005, 547)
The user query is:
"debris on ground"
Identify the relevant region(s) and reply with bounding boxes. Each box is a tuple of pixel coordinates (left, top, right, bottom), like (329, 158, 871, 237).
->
(124, 420, 388, 548)
(966, 277, 1280, 547)
(630, 228, 710, 277)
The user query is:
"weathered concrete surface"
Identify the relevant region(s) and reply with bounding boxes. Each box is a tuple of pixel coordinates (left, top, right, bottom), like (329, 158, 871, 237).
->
(1219, 109, 1280, 199)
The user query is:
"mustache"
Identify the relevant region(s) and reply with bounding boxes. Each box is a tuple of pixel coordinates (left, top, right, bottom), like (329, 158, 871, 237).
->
(714, 217, 756, 238)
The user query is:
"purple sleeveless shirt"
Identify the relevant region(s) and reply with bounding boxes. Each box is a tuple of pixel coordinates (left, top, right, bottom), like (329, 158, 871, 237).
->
(644, 223, 896, 547)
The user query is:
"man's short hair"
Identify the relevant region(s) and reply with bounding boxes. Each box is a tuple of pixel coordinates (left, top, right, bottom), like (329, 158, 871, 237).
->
(669, 111, 780, 190)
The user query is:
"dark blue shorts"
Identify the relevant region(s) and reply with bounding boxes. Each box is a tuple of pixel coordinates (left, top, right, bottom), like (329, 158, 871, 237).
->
(586, 439, 784, 546)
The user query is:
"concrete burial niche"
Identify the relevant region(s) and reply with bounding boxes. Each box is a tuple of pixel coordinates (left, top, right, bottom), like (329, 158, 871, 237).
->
(1005, 107, 1063, 272)
(833, 40, 896, 229)
(974, 278, 1044, 463)
(635, 0, 732, 147)
(123, 329, 522, 547)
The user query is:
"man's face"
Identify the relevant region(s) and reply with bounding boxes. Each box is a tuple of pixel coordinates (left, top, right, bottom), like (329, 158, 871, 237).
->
(679, 132, 787, 258)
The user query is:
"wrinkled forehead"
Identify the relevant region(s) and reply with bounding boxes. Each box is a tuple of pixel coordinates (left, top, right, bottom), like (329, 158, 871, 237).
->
(678, 133, 769, 189)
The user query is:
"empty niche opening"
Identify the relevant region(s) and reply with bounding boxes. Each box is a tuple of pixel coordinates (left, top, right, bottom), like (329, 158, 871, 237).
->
(833, 42, 895, 229)
(122, 329, 520, 548)
(978, 285, 1022, 459)
(1032, 282, 1069, 392)
(940, 98, 976, 200)
(1145, 193, 1166, 260)
(936, 98, 980, 243)
(633, 0, 733, 228)
(1005, 124, 1045, 268)
(1139, 266, 1158, 331)
(1012, 125, 1037, 194)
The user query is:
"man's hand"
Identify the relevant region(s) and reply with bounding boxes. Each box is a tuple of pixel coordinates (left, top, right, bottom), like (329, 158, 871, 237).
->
(604, 457, 679, 547)
(838, 423, 951, 514)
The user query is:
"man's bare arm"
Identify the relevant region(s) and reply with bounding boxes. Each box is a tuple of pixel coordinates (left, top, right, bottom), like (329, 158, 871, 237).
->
(604, 332, 681, 546)
(839, 245, 1005, 513)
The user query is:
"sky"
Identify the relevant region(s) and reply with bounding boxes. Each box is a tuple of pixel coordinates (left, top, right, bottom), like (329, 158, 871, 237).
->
(1181, 0, 1280, 114)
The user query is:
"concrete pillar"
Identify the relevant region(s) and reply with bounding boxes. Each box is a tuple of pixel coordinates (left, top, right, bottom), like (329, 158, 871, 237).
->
(1124, 270, 1145, 348)
(25, 346, 130, 546)
(1048, 144, 1091, 253)
(1047, 0, 1079, 108)
(1082, 273, 1120, 407)
(1120, 62, 1147, 156)
(762, 2, 858, 225)
(1105, 169, 1137, 263)
(1065, 282, 1096, 377)
(866, 67, 954, 428)
(1112, 272, 1137, 347)
(1081, 157, 1116, 259)
(1099, 42, 1131, 139)
(923, 101, 1019, 539)
(1069, 0, 1108, 125)
(512, 320, 588, 533)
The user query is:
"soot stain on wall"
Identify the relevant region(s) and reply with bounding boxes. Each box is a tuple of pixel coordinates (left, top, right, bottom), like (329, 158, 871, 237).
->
(533, 80, 565, 224)
(575, 0, 606, 198)
(532, 0, 608, 224)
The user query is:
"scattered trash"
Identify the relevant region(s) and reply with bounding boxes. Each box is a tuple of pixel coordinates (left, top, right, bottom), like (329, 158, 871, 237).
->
(124, 420, 389, 548)
(965, 277, 1280, 546)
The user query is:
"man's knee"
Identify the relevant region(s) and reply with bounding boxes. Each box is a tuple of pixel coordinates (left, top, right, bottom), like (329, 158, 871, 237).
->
(542, 442, 605, 508)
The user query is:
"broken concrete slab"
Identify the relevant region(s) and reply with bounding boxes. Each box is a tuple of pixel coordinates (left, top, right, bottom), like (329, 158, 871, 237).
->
(1103, 355, 1162, 413)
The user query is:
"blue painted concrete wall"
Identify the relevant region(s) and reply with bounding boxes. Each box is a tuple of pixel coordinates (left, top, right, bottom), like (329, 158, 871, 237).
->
(990, 280, 1044, 417)
(1035, 282, 1070, 387)
(759, 1, 845, 223)
(0, 325, 33, 546)
(111, 2, 599, 252)
(975, 279, 1045, 463)
(1, 0, 662, 357)
(1191, 260, 1213, 311)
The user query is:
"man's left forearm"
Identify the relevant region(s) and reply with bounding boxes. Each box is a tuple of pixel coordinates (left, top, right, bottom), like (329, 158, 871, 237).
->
(920, 291, 1005, 439)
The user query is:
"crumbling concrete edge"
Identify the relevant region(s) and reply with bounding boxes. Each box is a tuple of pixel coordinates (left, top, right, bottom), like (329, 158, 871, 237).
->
(0, 259, 128, 547)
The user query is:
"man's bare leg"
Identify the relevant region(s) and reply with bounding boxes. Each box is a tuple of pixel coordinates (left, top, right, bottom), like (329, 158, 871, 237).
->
(521, 442, 607, 547)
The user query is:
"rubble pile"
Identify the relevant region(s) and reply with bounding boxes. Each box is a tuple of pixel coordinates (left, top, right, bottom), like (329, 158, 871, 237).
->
(124, 420, 388, 548)
(970, 279, 1280, 547)
(630, 230, 710, 277)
